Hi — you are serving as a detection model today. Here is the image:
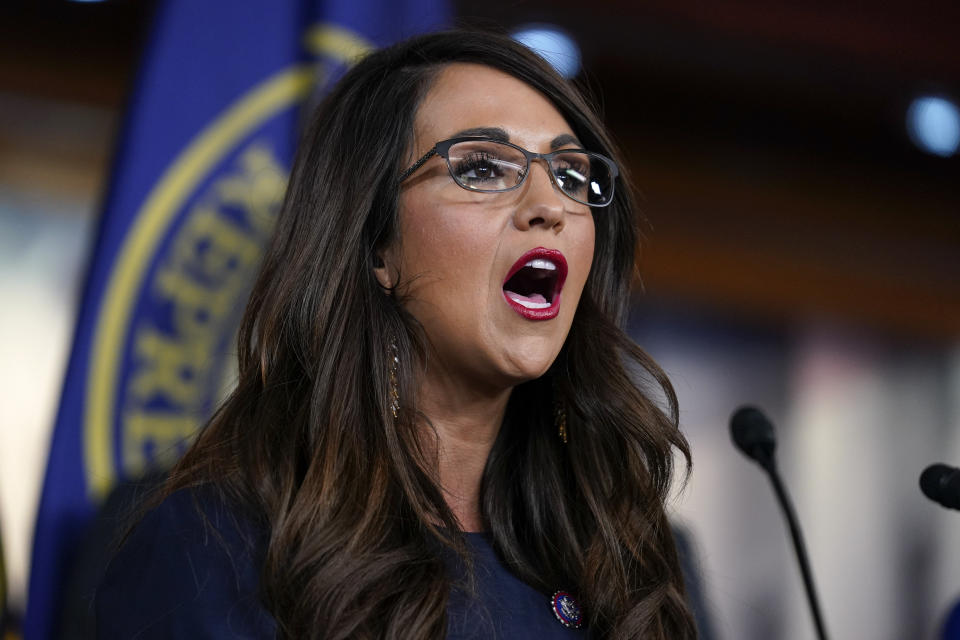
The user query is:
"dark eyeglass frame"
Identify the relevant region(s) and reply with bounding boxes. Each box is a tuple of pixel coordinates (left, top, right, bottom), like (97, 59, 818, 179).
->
(398, 136, 620, 208)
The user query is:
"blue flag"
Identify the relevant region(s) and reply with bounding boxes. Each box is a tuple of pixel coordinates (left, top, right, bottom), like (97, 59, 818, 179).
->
(25, 1, 448, 637)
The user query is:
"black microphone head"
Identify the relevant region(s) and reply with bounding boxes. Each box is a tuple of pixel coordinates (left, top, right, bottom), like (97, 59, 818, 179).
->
(920, 464, 960, 510)
(730, 406, 777, 469)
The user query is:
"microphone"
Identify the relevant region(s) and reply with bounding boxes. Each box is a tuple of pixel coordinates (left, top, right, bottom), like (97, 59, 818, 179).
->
(730, 406, 776, 471)
(920, 464, 960, 510)
(730, 406, 830, 640)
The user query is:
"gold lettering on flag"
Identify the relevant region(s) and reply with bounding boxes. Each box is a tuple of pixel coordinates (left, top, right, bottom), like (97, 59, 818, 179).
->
(121, 143, 284, 479)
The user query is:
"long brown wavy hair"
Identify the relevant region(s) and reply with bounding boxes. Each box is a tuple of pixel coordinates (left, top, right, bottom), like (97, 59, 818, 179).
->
(161, 29, 695, 639)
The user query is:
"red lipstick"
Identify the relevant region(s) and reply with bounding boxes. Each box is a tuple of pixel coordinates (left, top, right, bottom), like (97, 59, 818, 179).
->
(501, 247, 568, 321)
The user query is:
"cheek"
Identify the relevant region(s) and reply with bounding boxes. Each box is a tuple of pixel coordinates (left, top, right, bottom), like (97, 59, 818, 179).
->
(396, 200, 498, 305)
(570, 217, 596, 298)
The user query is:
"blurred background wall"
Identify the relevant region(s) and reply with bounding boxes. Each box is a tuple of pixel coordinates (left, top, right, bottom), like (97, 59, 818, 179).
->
(0, 0, 957, 638)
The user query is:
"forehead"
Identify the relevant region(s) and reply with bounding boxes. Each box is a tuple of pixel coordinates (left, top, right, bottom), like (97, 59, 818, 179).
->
(412, 63, 575, 154)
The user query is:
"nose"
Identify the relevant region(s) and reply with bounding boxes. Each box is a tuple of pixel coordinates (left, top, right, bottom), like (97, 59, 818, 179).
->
(513, 159, 566, 232)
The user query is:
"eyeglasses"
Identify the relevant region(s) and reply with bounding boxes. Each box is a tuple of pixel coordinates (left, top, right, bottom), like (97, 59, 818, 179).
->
(398, 136, 619, 208)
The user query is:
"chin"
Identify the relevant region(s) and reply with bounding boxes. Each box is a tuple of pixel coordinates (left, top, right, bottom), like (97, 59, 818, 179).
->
(498, 344, 560, 384)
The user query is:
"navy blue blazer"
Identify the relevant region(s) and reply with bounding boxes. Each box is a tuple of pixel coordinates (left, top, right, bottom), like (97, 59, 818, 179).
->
(94, 489, 587, 639)
(95, 489, 275, 638)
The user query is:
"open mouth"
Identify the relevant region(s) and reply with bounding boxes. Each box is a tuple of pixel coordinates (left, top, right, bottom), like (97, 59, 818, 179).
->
(502, 248, 568, 320)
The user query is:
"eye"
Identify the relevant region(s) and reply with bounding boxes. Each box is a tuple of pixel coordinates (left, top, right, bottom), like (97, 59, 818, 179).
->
(453, 152, 507, 183)
(446, 140, 527, 190)
(553, 153, 590, 193)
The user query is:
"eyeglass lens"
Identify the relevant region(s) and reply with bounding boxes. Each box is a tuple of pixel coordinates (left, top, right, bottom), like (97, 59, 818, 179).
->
(445, 140, 613, 206)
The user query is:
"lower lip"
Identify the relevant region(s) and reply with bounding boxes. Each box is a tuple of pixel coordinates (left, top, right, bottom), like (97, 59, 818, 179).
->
(502, 290, 562, 320)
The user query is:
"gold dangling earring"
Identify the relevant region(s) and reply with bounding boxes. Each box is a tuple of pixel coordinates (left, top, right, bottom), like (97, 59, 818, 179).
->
(388, 341, 399, 420)
(554, 381, 568, 444)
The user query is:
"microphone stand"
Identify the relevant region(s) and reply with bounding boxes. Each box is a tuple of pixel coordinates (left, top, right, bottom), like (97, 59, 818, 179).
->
(757, 455, 829, 640)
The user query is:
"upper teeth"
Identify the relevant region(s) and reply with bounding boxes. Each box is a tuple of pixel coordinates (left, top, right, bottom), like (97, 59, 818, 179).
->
(524, 258, 557, 271)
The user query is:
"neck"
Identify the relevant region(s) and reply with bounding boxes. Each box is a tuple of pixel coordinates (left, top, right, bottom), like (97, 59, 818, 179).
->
(417, 366, 511, 533)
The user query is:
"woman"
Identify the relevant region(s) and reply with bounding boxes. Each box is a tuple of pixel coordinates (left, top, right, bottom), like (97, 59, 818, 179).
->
(96, 29, 695, 639)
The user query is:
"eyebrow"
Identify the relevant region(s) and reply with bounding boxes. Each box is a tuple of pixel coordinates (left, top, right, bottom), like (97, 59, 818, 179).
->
(548, 133, 581, 151)
(448, 127, 583, 151)
(450, 126, 510, 141)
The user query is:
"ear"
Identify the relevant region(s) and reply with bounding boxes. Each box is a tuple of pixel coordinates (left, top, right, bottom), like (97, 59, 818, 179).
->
(373, 248, 396, 291)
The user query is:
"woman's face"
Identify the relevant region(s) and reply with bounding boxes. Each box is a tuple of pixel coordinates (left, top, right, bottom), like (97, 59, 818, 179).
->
(380, 63, 595, 392)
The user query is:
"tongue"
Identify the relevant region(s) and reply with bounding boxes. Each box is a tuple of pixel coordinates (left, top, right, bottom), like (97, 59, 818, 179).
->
(506, 291, 548, 304)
